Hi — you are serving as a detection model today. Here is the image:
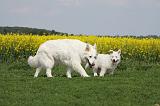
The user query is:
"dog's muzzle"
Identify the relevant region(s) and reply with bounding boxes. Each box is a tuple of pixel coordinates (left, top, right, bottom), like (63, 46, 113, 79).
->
(86, 59, 95, 68)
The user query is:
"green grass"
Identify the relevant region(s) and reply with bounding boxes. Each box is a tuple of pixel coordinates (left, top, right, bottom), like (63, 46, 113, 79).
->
(0, 60, 160, 106)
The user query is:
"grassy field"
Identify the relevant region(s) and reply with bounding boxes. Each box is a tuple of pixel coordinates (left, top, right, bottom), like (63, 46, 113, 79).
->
(0, 59, 160, 106)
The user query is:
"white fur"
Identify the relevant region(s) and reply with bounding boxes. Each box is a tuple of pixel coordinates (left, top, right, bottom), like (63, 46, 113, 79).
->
(85, 50, 121, 77)
(28, 39, 97, 78)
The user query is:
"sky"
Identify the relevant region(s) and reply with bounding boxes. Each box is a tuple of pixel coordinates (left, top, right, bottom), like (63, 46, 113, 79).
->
(0, 0, 160, 35)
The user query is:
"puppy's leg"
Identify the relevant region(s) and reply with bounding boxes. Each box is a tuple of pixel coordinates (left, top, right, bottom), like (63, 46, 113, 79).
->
(94, 72, 98, 77)
(66, 67, 72, 78)
(109, 69, 115, 75)
(99, 68, 106, 77)
(93, 68, 98, 77)
(34, 67, 42, 78)
(72, 62, 90, 77)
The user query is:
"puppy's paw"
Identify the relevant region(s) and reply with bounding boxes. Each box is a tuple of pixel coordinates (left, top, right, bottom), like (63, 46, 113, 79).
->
(99, 74, 104, 77)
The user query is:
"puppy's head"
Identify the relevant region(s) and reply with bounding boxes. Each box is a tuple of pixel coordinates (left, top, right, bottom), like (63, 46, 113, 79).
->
(84, 43, 97, 68)
(109, 49, 121, 64)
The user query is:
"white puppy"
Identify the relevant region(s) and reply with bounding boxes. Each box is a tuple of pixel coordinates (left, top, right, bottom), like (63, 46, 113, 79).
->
(85, 50, 121, 77)
(28, 39, 97, 78)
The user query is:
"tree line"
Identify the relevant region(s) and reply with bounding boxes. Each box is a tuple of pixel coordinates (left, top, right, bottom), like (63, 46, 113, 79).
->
(0, 26, 68, 35)
(0, 26, 159, 38)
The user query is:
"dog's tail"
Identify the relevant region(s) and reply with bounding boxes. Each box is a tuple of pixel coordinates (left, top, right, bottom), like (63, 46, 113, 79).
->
(28, 55, 39, 68)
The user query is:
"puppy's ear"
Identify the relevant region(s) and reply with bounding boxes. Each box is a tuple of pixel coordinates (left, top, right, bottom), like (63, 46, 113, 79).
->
(118, 49, 121, 54)
(85, 43, 90, 52)
(93, 43, 96, 49)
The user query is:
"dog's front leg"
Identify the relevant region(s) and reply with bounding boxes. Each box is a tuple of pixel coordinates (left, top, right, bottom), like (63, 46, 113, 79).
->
(72, 62, 90, 77)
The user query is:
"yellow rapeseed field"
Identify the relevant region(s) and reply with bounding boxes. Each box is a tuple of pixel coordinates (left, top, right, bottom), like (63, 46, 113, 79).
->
(0, 34, 160, 62)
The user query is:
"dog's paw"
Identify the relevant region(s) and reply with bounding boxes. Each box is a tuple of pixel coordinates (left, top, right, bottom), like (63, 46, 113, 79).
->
(99, 75, 104, 77)
(94, 73, 98, 77)
(47, 75, 53, 78)
(67, 76, 72, 78)
(82, 75, 90, 78)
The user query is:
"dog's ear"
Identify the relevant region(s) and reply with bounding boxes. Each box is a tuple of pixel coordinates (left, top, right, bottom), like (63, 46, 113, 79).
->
(93, 43, 96, 49)
(109, 50, 114, 53)
(85, 43, 90, 52)
(118, 49, 121, 54)
(108, 50, 114, 54)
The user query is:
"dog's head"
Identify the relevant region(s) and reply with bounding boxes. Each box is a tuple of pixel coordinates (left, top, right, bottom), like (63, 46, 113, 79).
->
(109, 49, 121, 64)
(84, 43, 97, 68)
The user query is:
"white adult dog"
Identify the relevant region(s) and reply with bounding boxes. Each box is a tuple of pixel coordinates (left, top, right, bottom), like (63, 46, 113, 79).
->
(85, 50, 121, 77)
(28, 39, 97, 78)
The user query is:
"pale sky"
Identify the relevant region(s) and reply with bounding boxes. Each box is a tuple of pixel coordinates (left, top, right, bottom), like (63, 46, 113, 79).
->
(0, 0, 160, 35)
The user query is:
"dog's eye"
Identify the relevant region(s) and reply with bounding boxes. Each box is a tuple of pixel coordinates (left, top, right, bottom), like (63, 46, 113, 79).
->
(94, 56, 97, 59)
(89, 56, 92, 58)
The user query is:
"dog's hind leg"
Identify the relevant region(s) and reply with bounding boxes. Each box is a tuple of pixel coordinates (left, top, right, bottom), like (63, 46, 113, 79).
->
(34, 67, 42, 78)
(46, 68, 53, 77)
(39, 52, 54, 78)
(66, 67, 72, 78)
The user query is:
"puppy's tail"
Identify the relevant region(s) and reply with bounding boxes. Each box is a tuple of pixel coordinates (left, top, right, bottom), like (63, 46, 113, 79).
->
(28, 55, 39, 68)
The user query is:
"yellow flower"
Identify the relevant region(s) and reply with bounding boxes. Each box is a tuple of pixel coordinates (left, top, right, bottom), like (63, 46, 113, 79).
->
(0, 34, 159, 62)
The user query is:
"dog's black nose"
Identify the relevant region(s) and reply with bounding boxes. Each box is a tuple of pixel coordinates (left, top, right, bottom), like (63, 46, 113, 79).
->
(112, 59, 116, 63)
(91, 63, 95, 66)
